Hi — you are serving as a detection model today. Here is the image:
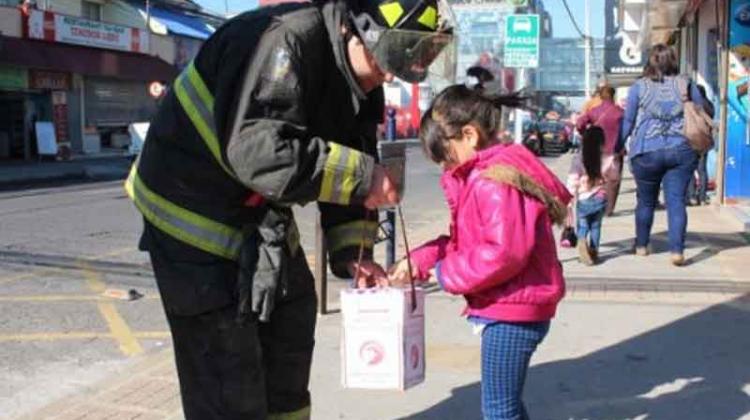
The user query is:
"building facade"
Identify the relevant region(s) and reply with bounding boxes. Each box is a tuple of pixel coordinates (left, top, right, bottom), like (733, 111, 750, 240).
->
(0, 0, 219, 161)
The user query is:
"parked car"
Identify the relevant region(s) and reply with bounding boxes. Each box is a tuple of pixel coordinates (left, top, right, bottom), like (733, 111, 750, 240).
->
(536, 119, 570, 155)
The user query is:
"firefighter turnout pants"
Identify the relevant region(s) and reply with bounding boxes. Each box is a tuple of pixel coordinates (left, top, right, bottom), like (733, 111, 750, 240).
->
(145, 224, 317, 420)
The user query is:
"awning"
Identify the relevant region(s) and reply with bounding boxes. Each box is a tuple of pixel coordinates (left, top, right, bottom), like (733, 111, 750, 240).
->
(0, 37, 178, 83)
(142, 7, 215, 40)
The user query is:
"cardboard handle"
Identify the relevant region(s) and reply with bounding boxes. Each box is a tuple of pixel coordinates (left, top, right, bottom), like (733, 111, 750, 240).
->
(397, 205, 417, 312)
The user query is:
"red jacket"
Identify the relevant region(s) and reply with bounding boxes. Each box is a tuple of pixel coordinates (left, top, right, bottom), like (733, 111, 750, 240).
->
(410, 144, 572, 322)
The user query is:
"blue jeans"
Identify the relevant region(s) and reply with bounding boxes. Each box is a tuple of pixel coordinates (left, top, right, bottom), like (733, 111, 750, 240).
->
(481, 321, 550, 420)
(576, 195, 607, 250)
(686, 153, 708, 203)
(631, 144, 699, 253)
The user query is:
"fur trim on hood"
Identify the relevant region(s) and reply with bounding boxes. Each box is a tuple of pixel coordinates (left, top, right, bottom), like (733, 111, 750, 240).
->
(482, 164, 569, 225)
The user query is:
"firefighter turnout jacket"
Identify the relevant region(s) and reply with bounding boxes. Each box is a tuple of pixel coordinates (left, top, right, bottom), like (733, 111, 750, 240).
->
(127, 2, 382, 278)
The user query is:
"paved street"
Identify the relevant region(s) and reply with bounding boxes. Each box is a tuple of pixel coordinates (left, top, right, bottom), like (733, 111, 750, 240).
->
(1, 146, 749, 420)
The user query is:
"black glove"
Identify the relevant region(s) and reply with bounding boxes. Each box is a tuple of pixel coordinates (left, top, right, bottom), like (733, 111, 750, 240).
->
(236, 208, 291, 324)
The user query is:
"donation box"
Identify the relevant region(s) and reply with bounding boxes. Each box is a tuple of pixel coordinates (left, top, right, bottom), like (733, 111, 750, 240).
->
(341, 287, 425, 390)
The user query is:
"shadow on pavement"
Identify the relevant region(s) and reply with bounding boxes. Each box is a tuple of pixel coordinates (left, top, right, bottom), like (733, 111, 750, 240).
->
(401, 294, 750, 420)
(571, 230, 750, 266)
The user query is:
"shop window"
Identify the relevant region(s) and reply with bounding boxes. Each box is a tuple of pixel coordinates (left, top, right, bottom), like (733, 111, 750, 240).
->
(82, 1, 101, 21)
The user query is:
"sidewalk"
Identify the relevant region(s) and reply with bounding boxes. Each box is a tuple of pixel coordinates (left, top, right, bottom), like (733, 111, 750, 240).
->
(18, 152, 750, 420)
(0, 154, 133, 189)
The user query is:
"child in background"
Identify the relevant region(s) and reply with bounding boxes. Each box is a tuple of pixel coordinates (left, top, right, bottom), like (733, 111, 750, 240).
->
(567, 126, 607, 265)
(388, 84, 572, 420)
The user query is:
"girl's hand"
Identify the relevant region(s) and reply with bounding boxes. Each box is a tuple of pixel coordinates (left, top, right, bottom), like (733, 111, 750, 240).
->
(348, 260, 389, 289)
(387, 258, 419, 287)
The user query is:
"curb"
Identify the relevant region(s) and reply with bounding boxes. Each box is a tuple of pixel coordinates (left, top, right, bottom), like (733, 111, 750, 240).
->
(0, 158, 132, 191)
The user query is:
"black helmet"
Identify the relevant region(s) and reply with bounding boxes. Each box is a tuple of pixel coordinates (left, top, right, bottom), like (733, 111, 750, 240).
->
(349, 0, 456, 83)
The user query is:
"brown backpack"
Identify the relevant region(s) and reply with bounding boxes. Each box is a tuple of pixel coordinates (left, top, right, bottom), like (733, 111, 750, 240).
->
(678, 77, 714, 153)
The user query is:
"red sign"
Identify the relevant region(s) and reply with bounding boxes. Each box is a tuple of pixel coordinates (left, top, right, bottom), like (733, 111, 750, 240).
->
(29, 70, 71, 91)
(26, 10, 149, 54)
(52, 91, 69, 144)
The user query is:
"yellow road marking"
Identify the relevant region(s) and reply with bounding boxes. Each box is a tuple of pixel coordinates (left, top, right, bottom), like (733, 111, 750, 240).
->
(0, 331, 171, 342)
(0, 332, 107, 341)
(82, 263, 144, 357)
(0, 294, 159, 302)
(0, 246, 138, 285)
(133, 331, 172, 339)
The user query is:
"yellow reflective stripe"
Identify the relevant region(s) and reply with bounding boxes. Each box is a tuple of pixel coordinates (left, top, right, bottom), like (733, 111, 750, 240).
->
(379, 2, 404, 27)
(126, 169, 242, 260)
(186, 62, 214, 111)
(268, 406, 310, 420)
(326, 220, 378, 253)
(418, 5, 438, 30)
(319, 143, 342, 203)
(175, 64, 237, 179)
(338, 147, 360, 205)
(319, 143, 363, 205)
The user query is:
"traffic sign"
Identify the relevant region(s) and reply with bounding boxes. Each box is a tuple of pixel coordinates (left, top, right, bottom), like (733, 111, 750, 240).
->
(148, 81, 165, 98)
(504, 14, 539, 68)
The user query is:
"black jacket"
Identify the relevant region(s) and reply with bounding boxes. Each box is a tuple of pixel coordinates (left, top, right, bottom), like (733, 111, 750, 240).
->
(136, 1, 382, 276)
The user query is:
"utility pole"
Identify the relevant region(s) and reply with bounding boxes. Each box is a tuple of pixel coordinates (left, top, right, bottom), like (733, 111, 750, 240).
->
(583, 0, 591, 98)
(716, 0, 729, 205)
(145, 0, 151, 54)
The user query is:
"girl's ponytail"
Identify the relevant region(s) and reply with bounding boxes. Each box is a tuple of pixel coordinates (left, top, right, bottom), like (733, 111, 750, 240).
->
(419, 83, 532, 164)
(474, 81, 529, 111)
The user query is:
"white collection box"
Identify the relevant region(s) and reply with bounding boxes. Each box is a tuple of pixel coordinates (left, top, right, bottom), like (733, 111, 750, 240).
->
(341, 287, 425, 390)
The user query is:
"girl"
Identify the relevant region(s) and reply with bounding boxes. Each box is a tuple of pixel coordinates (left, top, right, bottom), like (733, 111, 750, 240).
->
(389, 84, 572, 420)
(567, 126, 607, 266)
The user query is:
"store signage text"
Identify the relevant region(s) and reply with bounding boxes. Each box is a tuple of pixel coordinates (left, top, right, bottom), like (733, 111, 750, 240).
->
(29, 70, 71, 91)
(27, 10, 148, 54)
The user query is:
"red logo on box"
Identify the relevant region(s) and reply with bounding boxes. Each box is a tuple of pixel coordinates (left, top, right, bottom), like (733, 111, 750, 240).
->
(359, 341, 385, 366)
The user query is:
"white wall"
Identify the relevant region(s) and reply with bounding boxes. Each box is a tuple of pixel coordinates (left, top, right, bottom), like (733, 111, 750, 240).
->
(0, 6, 21, 37)
(151, 34, 176, 65)
(103, 0, 146, 28)
(46, 0, 82, 16)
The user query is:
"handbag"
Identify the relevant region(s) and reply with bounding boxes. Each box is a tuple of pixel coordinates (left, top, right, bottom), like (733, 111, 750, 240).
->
(560, 226, 578, 248)
(560, 207, 577, 248)
(677, 77, 714, 153)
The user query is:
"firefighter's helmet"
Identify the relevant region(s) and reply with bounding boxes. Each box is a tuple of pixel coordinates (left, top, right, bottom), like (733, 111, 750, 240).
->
(349, 0, 456, 83)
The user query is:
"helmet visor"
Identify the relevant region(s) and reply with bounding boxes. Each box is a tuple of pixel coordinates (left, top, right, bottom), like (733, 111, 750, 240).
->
(370, 29, 456, 83)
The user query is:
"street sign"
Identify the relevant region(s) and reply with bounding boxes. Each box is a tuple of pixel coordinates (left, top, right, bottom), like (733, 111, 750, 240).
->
(504, 14, 539, 68)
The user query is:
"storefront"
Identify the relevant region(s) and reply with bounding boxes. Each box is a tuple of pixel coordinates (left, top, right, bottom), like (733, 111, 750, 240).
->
(0, 11, 176, 160)
(0, 8, 176, 160)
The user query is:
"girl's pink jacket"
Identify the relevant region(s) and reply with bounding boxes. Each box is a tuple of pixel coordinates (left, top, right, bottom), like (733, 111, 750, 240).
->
(410, 143, 573, 322)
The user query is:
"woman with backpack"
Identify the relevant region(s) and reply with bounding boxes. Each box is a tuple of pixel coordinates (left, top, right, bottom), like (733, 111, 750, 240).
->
(576, 85, 625, 216)
(619, 44, 707, 266)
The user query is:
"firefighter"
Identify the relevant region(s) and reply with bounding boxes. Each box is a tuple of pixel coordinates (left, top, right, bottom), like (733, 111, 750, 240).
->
(125, 0, 454, 418)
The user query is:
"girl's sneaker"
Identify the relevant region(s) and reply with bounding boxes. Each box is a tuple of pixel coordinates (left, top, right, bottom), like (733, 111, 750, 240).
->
(590, 248, 599, 264)
(578, 241, 594, 266)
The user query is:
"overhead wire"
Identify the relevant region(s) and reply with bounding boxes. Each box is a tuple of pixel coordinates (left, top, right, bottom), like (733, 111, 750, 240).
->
(560, 0, 589, 40)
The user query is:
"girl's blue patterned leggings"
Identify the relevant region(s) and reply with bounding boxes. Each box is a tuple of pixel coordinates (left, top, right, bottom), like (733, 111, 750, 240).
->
(481, 320, 550, 420)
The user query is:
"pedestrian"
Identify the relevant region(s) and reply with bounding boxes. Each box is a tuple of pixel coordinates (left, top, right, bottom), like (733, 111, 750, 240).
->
(686, 84, 715, 206)
(567, 126, 607, 265)
(388, 84, 572, 420)
(576, 85, 625, 216)
(619, 44, 706, 266)
(124, 0, 455, 418)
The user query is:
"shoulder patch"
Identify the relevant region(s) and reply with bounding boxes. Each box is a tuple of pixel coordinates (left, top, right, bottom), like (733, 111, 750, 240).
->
(271, 47, 292, 81)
